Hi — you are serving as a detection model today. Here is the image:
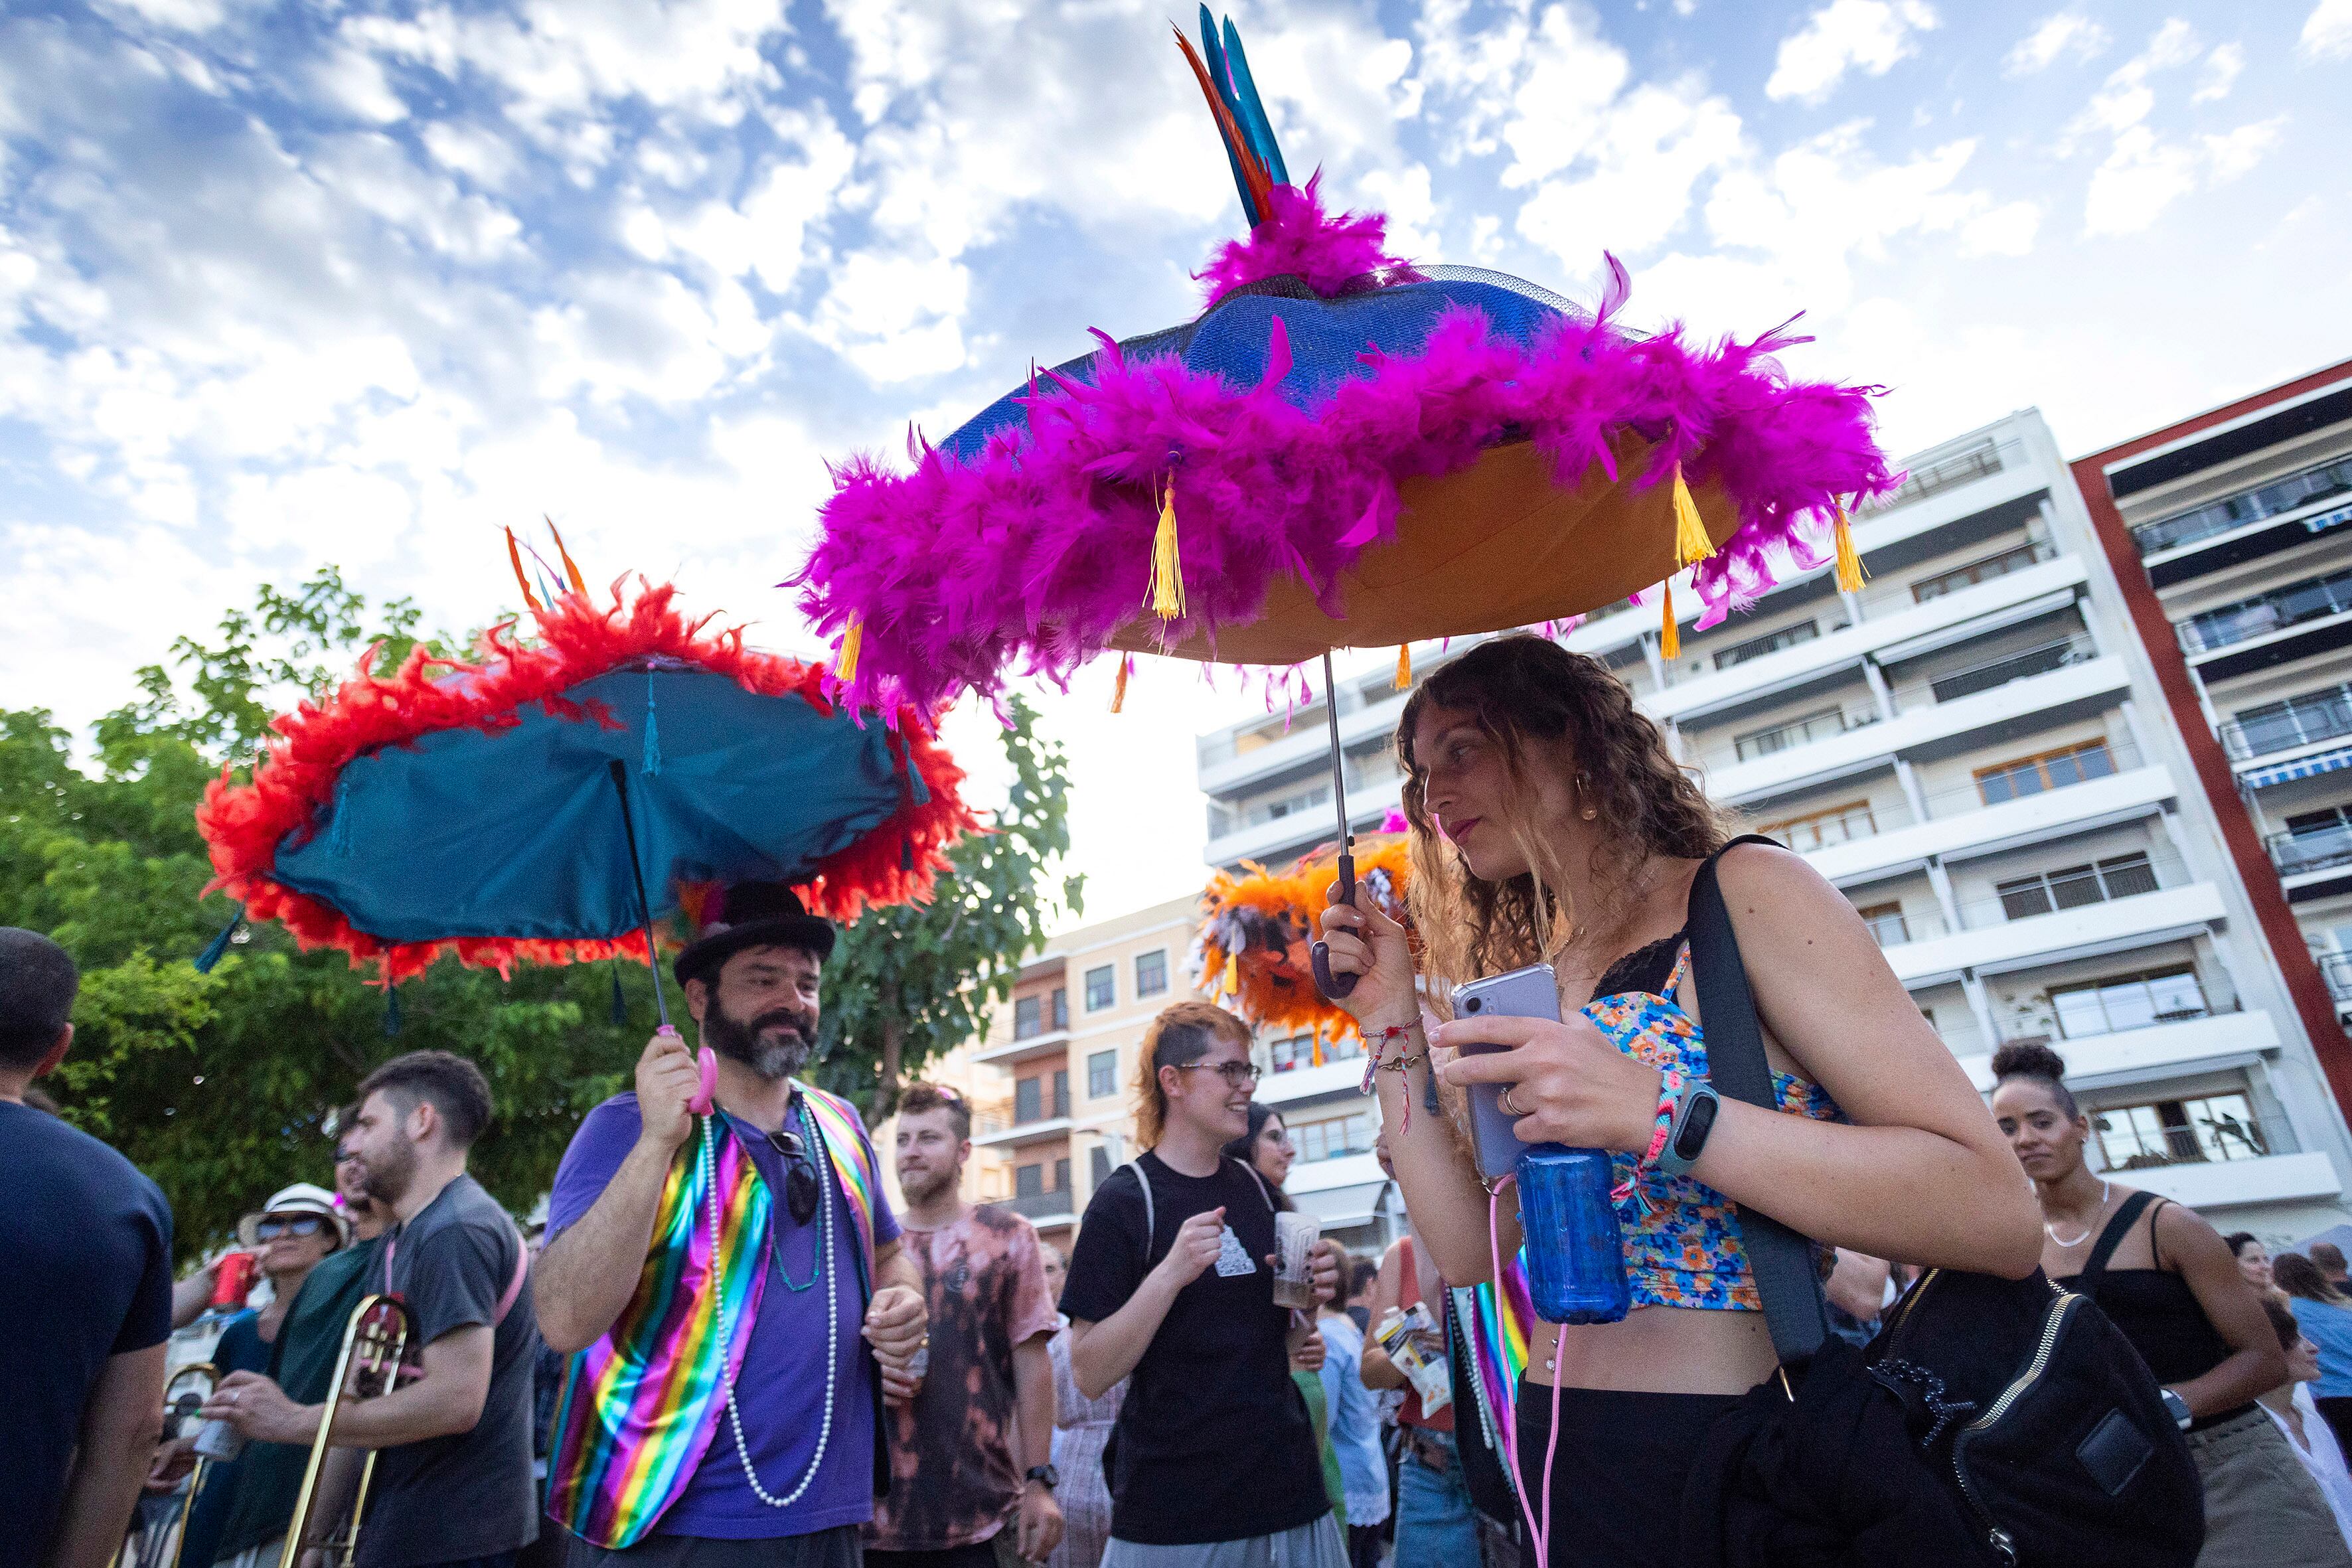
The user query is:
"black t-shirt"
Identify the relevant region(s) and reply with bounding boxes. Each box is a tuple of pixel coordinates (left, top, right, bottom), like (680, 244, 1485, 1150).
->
(1058, 1152, 1328, 1546)
(0, 1099, 173, 1568)
(364, 1173, 540, 1568)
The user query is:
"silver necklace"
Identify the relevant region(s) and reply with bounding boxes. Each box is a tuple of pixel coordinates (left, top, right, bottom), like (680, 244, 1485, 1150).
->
(2044, 1179, 2111, 1249)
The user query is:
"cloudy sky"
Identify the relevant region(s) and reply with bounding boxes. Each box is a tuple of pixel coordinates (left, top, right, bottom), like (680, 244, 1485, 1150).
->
(4, 0, 2348, 923)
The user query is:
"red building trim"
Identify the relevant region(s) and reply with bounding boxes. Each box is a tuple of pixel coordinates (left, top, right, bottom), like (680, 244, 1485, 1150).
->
(2069, 359, 2352, 1123)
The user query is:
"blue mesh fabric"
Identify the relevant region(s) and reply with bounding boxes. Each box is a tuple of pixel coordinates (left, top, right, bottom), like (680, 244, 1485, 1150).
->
(941, 268, 1576, 463)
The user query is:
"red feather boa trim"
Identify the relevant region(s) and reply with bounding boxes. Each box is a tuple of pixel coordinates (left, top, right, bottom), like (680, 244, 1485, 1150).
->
(196, 581, 978, 984)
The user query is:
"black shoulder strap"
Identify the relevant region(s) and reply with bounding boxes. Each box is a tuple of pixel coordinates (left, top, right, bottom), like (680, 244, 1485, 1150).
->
(2075, 1191, 2159, 1298)
(1687, 834, 1832, 1364)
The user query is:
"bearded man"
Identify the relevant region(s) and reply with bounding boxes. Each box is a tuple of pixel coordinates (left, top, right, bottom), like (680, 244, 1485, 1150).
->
(534, 882, 926, 1568)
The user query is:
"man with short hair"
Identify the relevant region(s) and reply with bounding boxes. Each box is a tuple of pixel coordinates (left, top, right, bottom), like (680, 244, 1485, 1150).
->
(0, 927, 174, 1568)
(2317, 1243, 2351, 1293)
(534, 882, 926, 1568)
(203, 1050, 539, 1568)
(866, 1083, 1063, 1568)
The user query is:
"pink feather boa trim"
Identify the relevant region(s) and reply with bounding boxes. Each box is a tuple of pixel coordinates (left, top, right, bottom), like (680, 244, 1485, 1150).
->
(1197, 177, 1420, 305)
(796, 303, 1895, 716)
(196, 582, 977, 984)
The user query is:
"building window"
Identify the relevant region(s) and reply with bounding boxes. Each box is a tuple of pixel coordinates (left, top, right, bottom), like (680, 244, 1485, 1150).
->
(1014, 994, 1043, 1040)
(1014, 1076, 1041, 1124)
(1975, 740, 2116, 805)
(1855, 901, 1911, 948)
(1912, 541, 2045, 602)
(1761, 799, 1877, 852)
(1091, 1145, 1113, 1185)
(1135, 949, 1169, 998)
(1085, 964, 1115, 1012)
(2052, 969, 2209, 1039)
(1294, 1111, 1378, 1164)
(1051, 1069, 1069, 1119)
(2226, 683, 2352, 760)
(2091, 1092, 2266, 1170)
(1054, 1157, 1071, 1192)
(1087, 1049, 1117, 1099)
(2180, 566, 2352, 655)
(1269, 1032, 1365, 1074)
(1052, 987, 1068, 1030)
(1734, 706, 1851, 761)
(1996, 852, 2159, 921)
(1713, 620, 1819, 669)
(1016, 1162, 1044, 1197)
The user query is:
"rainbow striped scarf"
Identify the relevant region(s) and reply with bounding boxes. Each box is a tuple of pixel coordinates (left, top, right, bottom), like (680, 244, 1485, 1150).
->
(546, 1084, 880, 1547)
(1462, 1251, 1535, 1496)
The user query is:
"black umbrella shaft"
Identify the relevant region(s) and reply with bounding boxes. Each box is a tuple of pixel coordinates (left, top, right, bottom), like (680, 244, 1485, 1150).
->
(607, 759, 673, 1030)
(1311, 653, 1358, 1002)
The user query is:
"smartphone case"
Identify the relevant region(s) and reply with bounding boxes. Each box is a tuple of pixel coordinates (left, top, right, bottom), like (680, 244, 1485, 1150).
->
(1450, 963, 1562, 1182)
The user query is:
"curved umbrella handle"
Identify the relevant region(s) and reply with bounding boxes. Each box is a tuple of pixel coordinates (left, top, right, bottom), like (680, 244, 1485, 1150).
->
(690, 1045, 717, 1115)
(1311, 852, 1359, 1001)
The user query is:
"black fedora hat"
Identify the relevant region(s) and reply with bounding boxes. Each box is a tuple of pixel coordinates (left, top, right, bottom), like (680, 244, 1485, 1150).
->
(672, 881, 836, 988)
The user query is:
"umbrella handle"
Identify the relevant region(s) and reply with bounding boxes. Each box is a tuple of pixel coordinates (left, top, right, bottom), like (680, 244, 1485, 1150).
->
(691, 1046, 716, 1115)
(1311, 852, 1360, 1000)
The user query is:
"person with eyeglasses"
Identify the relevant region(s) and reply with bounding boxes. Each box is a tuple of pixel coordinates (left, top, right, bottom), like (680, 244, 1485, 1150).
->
(534, 881, 925, 1568)
(1059, 1002, 1346, 1567)
(151, 1183, 355, 1568)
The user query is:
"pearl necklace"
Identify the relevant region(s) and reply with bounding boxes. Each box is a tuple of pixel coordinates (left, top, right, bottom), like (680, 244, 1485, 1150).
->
(2043, 1179, 2111, 1249)
(700, 1103, 839, 1509)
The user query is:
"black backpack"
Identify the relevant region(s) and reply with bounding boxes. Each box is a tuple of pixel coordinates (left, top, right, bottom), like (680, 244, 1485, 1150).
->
(1675, 838, 2203, 1568)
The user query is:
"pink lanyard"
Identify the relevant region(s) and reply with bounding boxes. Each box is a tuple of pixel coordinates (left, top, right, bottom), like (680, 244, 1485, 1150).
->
(381, 1223, 530, 1325)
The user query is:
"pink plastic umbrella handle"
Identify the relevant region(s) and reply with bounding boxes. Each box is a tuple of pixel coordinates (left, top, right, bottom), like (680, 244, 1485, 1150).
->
(690, 1046, 716, 1115)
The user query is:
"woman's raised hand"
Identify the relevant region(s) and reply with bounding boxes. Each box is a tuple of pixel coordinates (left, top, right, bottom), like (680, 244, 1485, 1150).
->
(1318, 883, 1417, 1030)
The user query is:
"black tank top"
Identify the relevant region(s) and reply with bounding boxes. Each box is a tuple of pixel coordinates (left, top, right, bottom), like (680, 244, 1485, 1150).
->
(2056, 1190, 2248, 1429)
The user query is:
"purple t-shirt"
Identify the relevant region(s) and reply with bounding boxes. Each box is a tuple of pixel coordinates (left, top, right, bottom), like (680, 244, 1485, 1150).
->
(547, 1091, 902, 1539)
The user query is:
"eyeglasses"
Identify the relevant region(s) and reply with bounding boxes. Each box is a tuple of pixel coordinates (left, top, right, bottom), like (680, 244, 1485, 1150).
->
(1175, 1061, 1263, 1089)
(767, 1126, 822, 1225)
(254, 1215, 329, 1241)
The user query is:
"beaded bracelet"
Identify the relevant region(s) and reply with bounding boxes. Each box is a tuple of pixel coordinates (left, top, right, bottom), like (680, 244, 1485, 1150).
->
(1610, 1070, 1684, 1210)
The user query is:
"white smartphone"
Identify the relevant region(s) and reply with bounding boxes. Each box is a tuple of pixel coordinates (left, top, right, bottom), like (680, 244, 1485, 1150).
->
(1451, 963, 1562, 1183)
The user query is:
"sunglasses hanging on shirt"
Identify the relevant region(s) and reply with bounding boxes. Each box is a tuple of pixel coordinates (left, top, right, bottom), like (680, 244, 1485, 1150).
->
(767, 1125, 821, 1226)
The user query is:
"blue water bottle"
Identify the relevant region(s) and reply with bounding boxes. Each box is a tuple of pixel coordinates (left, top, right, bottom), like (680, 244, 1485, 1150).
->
(1516, 1144, 1632, 1324)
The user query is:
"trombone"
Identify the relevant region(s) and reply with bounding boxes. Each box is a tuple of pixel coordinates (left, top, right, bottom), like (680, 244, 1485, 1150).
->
(118, 1363, 218, 1568)
(277, 1295, 412, 1568)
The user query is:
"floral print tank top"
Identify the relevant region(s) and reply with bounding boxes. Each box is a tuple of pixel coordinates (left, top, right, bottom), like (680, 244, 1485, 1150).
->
(1583, 939, 1843, 1312)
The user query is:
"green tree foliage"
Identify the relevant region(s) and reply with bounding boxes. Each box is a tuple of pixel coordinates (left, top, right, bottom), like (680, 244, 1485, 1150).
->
(813, 694, 1083, 1122)
(3, 570, 1077, 1257)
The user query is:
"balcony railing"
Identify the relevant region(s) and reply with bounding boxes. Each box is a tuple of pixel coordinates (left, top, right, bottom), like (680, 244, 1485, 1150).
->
(1922, 636, 2096, 704)
(1855, 438, 2006, 516)
(2181, 567, 2352, 655)
(2092, 1099, 2270, 1172)
(1733, 708, 1877, 761)
(2271, 823, 2352, 878)
(2221, 684, 2352, 760)
(2319, 953, 2352, 1003)
(2133, 453, 2352, 557)
(991, 1190, 1077, 1221)
(1855, 856, 2187, 949)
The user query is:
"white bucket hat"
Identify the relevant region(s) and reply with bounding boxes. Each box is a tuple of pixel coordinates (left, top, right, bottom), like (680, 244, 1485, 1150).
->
(237, 1181, 351, 1249)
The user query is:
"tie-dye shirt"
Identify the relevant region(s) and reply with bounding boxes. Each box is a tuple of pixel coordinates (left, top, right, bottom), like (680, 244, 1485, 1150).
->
(864, 1207, 1060, 1551)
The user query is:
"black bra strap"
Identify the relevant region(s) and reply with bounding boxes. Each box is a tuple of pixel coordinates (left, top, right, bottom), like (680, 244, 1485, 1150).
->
(2075, 1190, 2159, 1299)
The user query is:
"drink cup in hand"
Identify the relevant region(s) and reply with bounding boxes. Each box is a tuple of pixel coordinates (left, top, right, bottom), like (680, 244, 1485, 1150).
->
(1271, 1212, 1321, 1310)
(211, 1251, 258, 1310)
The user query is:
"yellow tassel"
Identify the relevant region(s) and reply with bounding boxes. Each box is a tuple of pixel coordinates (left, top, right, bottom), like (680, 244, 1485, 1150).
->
(1395, 643, 1411, 690)
(1671, 461, 1713, 568)
(1832, 500, 1866, 592)
(1109, 655, 1131, 714)
(837, 614, 864, 681)
(1660, 580, 1680, 661)
(1147, 478, 1185, 622)
(1221, 950, 1239, 996)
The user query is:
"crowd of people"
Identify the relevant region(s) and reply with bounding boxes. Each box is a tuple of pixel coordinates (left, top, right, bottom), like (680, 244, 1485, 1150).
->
(11, 634, 2352, 1568)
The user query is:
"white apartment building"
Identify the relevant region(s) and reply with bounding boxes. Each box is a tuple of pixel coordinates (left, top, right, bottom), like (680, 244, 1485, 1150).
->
(1196, 409, 2352, 1242)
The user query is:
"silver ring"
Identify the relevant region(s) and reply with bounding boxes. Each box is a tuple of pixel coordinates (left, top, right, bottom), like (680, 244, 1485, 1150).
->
(1500, 1085, 1525, 1117)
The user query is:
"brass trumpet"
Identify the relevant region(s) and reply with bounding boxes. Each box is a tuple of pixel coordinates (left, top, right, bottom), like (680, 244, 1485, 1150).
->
(277, 1294, 412, 1568)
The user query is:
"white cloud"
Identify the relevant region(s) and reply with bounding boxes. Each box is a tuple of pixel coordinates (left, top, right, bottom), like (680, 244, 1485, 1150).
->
(310, 44, 408, 123)
(1516, 84, 1744, 261)
(2003, 14, 2110, 76)
(2203, 116, 2287, 183)
(2303, 0, 2352, 59)
(1765, 0, 1940, 106)
(1960, 198, 2041, 256)
(2193, 42, 2244, 103)
(2082, 127, 2200, 236)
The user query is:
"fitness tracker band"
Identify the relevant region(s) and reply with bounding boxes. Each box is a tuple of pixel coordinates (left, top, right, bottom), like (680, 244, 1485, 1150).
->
(1026, 1464, 1060, 1490)
(2160, 1389, 2192, 1431)
(1657, 1083, 1722, 1178)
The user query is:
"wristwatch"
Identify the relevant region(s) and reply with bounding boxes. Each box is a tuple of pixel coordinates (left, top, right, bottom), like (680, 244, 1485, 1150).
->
(1657, 1083, 1722, 1178)
(1026, 1464, 1059, 1491)
(2160, 1388, 2192, 1431)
